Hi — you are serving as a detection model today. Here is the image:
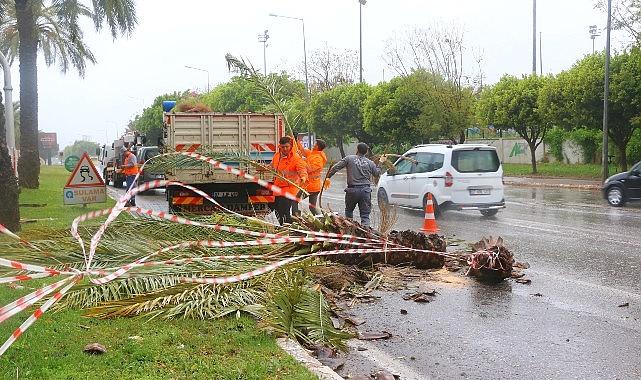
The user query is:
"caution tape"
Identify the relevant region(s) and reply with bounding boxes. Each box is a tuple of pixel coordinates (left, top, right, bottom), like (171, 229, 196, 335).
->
(0, 151, 452, 356)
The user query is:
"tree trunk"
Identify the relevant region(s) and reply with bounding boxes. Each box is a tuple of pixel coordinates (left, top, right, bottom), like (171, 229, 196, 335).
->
(616, 142, 628, 171)
(16, 0, 40, 189)
(337, 135, 346, 158)
(529, 142, 538, 174)
(458, 129, 466, 144)
(0, 94, 21, 232)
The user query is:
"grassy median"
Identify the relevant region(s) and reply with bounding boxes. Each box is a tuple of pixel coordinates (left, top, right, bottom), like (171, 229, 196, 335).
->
(0, 166, 312, 379)
(502, 162, 619, 180)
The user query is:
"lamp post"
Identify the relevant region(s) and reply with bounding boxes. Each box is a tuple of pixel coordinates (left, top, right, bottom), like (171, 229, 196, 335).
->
(184, 65, 210, 92)
(532, 0, 537, 75)
(258, 30, 270, 75)
(0, 51, 15, 151)
(602, 0, 612, 182)
(589, 25, 600, 54)
(269, 12, 311, 147)
(359, 0, 366, 83)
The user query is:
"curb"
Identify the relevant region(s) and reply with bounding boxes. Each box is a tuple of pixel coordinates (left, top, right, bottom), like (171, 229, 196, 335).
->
(504, 180, 601, 190)
(277, 338, 344, 380)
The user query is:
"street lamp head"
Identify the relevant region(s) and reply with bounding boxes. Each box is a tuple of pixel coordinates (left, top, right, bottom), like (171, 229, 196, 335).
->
(359, 0, 367, 4)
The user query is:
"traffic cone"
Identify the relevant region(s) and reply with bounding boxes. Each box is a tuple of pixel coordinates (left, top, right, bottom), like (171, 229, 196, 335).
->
(420, 193, 440, 233)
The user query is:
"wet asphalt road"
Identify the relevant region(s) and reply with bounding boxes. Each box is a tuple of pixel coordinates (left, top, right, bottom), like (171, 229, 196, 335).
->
(113, 176, 641, 379)
(320, 174, 641, 380)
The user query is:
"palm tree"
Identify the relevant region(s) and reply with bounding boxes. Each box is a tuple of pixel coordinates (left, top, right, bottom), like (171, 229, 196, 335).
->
(0, 0, 136, 188)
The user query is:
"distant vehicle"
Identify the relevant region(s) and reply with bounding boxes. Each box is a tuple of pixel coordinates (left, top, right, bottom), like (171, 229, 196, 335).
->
(136, 146, 164, 187)
(377, 144, 506, 217)
(602, 161, 641, 207)
(99, 133, 146, 188)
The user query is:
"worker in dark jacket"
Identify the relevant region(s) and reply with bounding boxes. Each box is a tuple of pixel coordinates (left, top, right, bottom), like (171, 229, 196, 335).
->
(327, 143, 385, 227)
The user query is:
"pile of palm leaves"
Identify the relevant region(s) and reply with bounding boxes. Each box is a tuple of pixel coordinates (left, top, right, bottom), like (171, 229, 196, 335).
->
(0, 211, 354, 351)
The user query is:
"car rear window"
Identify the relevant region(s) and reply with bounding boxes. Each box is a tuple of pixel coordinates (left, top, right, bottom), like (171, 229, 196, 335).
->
(451, 149, 500, 173)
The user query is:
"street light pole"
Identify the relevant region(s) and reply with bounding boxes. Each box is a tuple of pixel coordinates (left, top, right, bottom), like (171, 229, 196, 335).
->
(532, 0, 537, 75)
(589, 25, 600, 54)
(184, 65, 210, 92)
(0, 51, 15, 151)
(258, 30, 270, 76)
(359, 0, 366, 83)
(269, 13, 311, 147)
(602, 0, 612, 182)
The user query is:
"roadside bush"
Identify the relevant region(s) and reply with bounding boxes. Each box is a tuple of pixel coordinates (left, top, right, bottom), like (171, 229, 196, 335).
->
(544, 126, 566, 162)
(568, 127, 601, 164)
(628, 129, 641, 164)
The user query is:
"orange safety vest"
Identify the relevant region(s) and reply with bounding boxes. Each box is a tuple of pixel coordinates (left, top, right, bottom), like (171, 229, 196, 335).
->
(271, 150, 307, 197)
(122, 152, 139, 176)
(294, 139, 327, 193)
(303, 150, 327, 193)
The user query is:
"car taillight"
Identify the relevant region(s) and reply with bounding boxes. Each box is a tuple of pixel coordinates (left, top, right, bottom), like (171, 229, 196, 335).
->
(445, 172, 453, 187)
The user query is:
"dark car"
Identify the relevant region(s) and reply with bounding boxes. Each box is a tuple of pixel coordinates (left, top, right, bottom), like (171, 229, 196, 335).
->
(136, 146, 165, 187)
(603, 160, 641, 206)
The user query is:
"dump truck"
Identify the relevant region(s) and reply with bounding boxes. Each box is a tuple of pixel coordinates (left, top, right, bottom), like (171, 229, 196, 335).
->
(160, 103, 285, 214)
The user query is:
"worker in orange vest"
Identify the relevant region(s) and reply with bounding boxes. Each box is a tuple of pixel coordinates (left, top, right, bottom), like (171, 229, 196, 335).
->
(295, 138, 328, 215)
(270, 136, 308, 225)
(122, 148, 140, 206)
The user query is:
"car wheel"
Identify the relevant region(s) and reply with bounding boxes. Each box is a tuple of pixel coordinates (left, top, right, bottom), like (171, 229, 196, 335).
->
(480, 209, 499, 217)
(423, 193, 441, 218)
(607, 186, 625, 207)
(377, 188, 389, 208)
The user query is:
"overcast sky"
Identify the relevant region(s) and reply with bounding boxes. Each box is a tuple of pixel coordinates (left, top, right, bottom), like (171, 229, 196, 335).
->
(7, 0, 628, 149)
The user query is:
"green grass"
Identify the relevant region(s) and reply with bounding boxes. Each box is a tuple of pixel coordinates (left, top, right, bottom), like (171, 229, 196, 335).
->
(503, 163, 619, 180)
(0, 166, 313, 379)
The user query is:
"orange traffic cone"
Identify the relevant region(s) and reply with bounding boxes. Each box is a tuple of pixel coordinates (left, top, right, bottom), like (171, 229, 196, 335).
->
(420, 193, 440, 233)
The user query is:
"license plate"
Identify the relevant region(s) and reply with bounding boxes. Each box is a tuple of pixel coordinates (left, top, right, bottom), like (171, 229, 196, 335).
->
(469, 188, 491, 195)
(181, 203, 270, 214)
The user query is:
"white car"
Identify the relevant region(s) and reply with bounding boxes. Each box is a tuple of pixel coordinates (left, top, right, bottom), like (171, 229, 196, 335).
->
(377, 144, 505, 217)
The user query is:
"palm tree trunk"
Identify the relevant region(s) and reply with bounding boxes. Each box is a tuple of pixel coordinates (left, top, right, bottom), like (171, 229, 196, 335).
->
(16, 0, 40, 189)
(0, 94, 21, 232)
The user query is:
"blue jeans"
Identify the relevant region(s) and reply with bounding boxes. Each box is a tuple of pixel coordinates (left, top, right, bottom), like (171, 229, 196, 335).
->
(344, 186, 372, 226)
(125, 175, 136, 205)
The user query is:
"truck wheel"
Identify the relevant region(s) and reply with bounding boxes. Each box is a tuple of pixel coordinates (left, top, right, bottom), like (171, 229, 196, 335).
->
(103, 170, 109, 186)
(114, 175, 123, 188)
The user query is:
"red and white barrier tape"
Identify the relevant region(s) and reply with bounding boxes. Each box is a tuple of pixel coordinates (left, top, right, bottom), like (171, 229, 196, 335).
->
(0, 151, 450, 356)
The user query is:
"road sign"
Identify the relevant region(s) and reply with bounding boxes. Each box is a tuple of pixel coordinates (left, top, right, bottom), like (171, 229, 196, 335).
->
(64, 155, 80, 172)
(297, 133, 316, 150)
(63, 152, 106, 205)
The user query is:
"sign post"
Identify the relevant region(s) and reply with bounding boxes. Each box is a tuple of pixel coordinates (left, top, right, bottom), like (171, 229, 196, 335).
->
(63, 152, 106, 206)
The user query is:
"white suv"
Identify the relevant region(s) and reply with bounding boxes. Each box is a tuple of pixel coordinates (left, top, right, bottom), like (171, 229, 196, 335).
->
(377, 144, 505, 217)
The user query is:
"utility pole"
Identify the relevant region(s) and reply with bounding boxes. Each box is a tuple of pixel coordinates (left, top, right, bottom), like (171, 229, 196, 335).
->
(539, 32, 543, 75)
(258, 30, 270, 76)
(533, 0, 537, 74)
(602, 0, 612, 182)
(359, 0, 367, 83)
